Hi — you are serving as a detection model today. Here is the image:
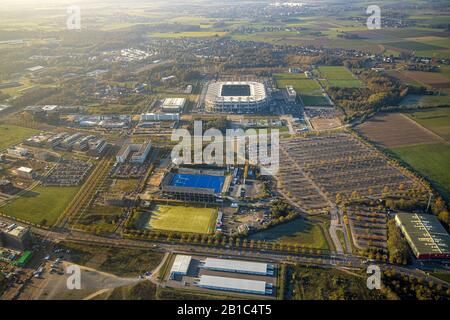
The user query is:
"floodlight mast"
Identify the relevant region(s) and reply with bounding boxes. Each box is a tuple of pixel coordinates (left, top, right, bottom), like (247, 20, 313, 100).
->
(426, 192, 433, 213)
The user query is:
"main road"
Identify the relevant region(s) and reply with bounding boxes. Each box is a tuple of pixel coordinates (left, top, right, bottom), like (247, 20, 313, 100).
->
(1, 215, 449, 290)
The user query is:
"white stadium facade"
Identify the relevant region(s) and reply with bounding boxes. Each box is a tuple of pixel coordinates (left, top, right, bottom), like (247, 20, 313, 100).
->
(205, 81, 268, 113)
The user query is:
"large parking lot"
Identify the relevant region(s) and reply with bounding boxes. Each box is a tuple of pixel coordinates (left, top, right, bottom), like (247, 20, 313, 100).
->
(277, 133, 419, 213)
(43, 160, 93, 186)
(110, 163, 149, 179)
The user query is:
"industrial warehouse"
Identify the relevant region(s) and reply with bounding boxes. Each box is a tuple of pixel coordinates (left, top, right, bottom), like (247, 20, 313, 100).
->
(165, 254, 277, 297)
(200, 258, 274, 276)
(205, 81, 268, 113)
(196, 275, 273, 295)
(395, 213, 450, 259)
(169, 254, 192, 280)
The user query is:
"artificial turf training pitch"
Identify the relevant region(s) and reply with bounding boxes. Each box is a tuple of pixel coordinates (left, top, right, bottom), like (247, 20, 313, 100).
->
(148, 205, 218, 234)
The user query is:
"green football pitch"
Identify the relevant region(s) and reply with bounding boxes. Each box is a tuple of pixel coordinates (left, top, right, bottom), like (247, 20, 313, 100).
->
(148, 205, 218, 234)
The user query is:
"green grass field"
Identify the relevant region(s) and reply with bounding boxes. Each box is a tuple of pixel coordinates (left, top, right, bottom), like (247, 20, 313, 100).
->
(276, 78, 322, 92)
(431, 272, 450, 283)
(390, 143, 450, 199)
(419, 38, 450, 49)
(249, 217, 330, 250)
(275, 76, 331, 106)
(0, 125, 38, 150)
(1, 186, 79, 225)
(399, 93, 450, 108)
(273, 73, 306, 80)
(384, 40, 446, 51)
(407, 108, 450, 140)
(148, 205, 217, 234)
(318, 66, 364, 88)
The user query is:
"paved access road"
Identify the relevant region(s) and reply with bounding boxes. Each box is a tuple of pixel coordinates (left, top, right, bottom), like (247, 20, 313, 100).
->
(1, 215, 449, 291)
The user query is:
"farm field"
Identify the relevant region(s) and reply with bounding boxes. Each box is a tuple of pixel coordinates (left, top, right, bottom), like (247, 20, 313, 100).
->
(1, 186, 80, 225)
(274, 75, 331, 106)
(358, 111, 450, 199)
(229, 21, 450, 53)
(383, 40, 445, 51)
(400, 71, 450, 89)
(399, 94, 450, 108)
(412, 37, 450, 50)
(416, 50, 450, 59)
(406, 108, 450, 140)
(147, 205, 217, 234)
(0, 125, 38, 150)
(389, 143, 450, 199)
(317, 66, 364, 88)
(249, 217, 329, 250)
(355, 113, 442, 147)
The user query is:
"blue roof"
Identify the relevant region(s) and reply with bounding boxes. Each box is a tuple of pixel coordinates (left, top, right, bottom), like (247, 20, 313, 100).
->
(170, 174, 225, 193)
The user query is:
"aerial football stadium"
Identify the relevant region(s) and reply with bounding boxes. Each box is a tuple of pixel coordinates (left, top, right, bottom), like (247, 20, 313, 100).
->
(205, 81, 268, 113)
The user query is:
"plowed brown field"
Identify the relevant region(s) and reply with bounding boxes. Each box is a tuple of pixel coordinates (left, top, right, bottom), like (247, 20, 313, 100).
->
(355, 113, 443, 147)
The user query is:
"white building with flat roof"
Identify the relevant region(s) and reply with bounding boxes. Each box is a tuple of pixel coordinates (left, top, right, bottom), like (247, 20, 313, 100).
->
(170, 255, 192, 279)
(130, 141, 152, 163)
(0, 224, 32, 250)
(7, 147, 29, 157)
(283, 85, 297, 103)
(197, 275, 270, 295)
(162, 98, 186, 113)
(16, 167, 34, 179)
(200, 258, 273, 275)
(27, 65, 45, 73)
(116, 141, 152, 164)
(140, 113, 180, 121)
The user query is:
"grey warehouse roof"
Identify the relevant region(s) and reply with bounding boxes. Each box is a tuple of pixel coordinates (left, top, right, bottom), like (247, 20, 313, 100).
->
(198, 275, 267, 294)
(202, 258, 268, 274)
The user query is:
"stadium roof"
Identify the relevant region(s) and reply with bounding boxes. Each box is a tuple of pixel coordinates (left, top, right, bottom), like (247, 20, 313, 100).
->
(395, 213, 450, 257)
(170, 255, 192, 274)
(206, 81, 267, 103)
(197, 275, 267, 294)
(202, 258, 268, 274)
